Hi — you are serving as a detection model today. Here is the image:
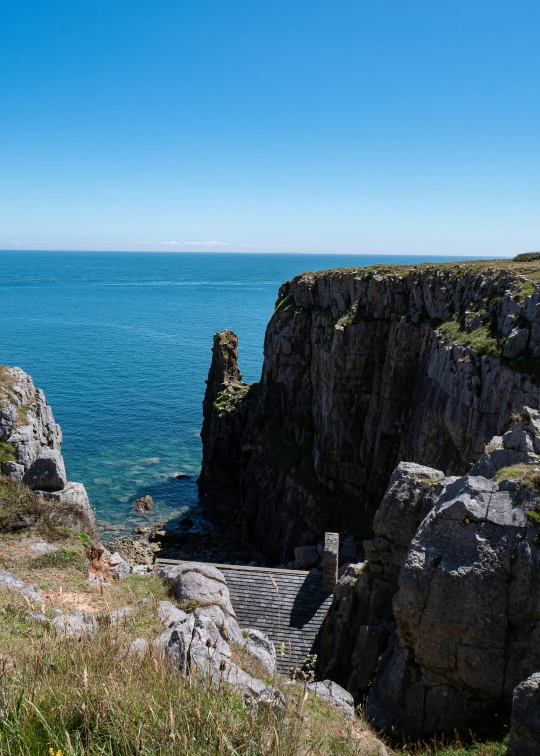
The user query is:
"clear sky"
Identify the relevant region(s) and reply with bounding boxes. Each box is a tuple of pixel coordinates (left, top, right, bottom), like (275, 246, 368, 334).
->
(1, 0, 539, 255)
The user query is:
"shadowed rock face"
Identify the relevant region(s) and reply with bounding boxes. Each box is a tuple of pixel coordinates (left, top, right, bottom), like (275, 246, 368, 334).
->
(322, 412, 540, 737)
(199, 264, 540, 562)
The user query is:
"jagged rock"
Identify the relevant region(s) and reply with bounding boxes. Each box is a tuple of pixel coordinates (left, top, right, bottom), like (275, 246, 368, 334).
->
(109, 551, 126, 566)
(294, 545, 319, 570)
(104, 537, 157, 567)
(366, 469, 539, 735)
(0, 569, 25, 590)
(198, 330, 251, 537)
(155, 609, 196, 673)
(188, 614, 231, 676)
(307, 680, 355, 719)
(243, 628, 276, 676)
(51, 610, 98, 638)
(320, 462, 444, 693)
(508, 673, 540, 756)
(504, 327, 529, 358)
(111, 560, 131, 581)
(193, 604, 244, 646)
(158, 601, 190, 624)
(22, 449, 67, 491)
(155, 588, 285, 709)
(0, 404, 16, 440)
(133, 495, 153, 512)
(1, 461, 24, 480)
(28, 541, 57, 554)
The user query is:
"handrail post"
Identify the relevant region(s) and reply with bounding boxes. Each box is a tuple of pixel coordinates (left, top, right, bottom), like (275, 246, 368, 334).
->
(322, 532, 339, 591)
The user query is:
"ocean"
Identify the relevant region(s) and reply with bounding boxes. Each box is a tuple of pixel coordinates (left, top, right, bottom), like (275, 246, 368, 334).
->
(0, 251, 486, 532)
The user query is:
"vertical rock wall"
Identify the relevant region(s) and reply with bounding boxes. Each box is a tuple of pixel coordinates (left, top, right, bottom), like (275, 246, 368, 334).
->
(199, 263, 540, 562)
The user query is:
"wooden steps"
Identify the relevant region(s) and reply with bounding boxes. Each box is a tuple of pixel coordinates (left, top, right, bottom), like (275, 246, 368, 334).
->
(156, 559, 333, 673)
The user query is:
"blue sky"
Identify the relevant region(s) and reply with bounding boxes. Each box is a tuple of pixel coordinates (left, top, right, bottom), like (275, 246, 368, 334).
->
(1, 0, 539, 255)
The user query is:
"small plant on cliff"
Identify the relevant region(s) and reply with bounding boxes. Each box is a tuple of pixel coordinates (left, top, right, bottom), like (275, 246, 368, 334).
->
(437, 319, 501, 358)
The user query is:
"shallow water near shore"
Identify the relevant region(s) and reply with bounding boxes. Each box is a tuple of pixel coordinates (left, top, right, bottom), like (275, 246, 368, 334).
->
(0, 251, 487, 533)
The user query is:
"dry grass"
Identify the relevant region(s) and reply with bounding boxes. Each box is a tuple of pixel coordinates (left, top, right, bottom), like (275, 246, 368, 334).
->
(0, 586, 382, 756)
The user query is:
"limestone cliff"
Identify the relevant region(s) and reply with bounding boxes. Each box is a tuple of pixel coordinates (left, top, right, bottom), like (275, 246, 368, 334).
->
(199, 260, 540, 562)
(0, 365, 94, 525)
(321, 411, 540, 737)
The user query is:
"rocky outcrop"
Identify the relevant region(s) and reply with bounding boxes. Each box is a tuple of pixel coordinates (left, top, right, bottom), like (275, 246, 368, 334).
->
(156, 562, 282, 705)
(0, 365, 93, 526)
(508, 673, 540, 756)
(321, 414, 540, 737)
(198, 331, 251, 536)
(199, 263, 540, 562)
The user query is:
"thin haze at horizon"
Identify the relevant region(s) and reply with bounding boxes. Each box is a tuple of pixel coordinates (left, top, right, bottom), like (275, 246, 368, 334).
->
(1, 0, 539, 256)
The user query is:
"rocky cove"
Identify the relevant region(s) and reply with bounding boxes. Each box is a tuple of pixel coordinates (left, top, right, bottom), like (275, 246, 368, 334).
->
(3, 257, 540, 753)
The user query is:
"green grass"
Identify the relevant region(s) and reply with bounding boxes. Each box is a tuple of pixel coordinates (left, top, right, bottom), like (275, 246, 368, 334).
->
(0, 475, 96, 541)
(437, 320, 501, 358)
(0, 441, 16, 465)
(32, 546, 88, 573)
(494, 464, 533, 483)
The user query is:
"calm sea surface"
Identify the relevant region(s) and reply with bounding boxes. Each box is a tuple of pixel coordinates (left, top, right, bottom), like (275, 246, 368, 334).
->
(0, 252, 486, 531)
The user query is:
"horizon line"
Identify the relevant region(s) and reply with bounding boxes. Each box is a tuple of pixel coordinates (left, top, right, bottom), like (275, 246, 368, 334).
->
(0, 249, 514, 258)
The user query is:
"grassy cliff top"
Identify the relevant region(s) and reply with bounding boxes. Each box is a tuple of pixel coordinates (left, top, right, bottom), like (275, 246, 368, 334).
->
(299, 253, 540, 283)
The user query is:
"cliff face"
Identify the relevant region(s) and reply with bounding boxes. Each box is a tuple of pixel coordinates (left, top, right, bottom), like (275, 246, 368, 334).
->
(320, 412, 540, 736)
(199, 261, 540, 562)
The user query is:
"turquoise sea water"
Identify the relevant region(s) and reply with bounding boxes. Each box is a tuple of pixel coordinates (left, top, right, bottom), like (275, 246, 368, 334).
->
(0, 252, 488, 532)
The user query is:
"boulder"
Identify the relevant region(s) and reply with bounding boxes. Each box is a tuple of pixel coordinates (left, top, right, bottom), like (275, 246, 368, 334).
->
(307, 680, 355, 719)
(158, 600, 190, 625)
(155, 612, 196, 674)
(193, 604, 244, 646)
(23, 449, 67, 491)
(51, 610, 98, 638)
(508, 673, 540, 756)
(111, 560, 131, 581)
(0, 569, 25, 590)
(133, 495, 154, 512)
(294, 545, 319, 570)
(0, 461, 24, 481)
(243, 628, 276, 676)
(164, 562, 237, 618)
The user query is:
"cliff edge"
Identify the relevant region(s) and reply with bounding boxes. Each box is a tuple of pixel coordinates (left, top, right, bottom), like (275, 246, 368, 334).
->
(199, 259, 540, 562)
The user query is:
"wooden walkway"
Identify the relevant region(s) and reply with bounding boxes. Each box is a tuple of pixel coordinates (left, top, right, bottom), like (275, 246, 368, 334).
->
(156, 559, 333, 672)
